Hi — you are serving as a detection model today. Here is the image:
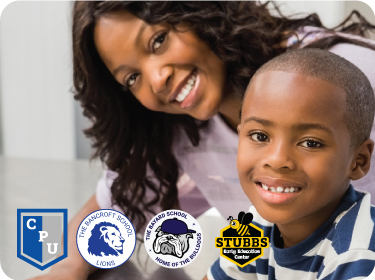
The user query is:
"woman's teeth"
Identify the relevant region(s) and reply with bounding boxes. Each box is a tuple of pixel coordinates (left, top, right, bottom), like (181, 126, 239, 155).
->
(261, 183, 300, 193)
(175, 72, 197, 102)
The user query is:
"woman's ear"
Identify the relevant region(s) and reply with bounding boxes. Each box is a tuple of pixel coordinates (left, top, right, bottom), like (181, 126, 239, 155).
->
(237, 124, 241, 134)
(349, 139, 374, 180)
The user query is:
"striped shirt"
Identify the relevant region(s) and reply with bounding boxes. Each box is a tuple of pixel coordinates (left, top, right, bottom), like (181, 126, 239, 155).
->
(209, 186, 375, 280)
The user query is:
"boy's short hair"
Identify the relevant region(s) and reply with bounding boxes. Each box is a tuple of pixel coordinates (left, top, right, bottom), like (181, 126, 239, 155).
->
(246, 48, 375, 147)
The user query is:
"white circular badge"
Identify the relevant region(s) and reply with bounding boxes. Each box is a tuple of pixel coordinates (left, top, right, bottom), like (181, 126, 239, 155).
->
(144, 210, 203, 269)
(76, 209, 136, 269)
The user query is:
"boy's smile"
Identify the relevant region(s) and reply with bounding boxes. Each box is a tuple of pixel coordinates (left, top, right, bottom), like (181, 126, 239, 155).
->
(238, 70, 357, 247)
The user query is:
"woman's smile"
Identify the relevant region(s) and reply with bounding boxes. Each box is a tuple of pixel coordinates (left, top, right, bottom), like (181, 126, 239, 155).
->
(93, 10, 227, 120)
(169, 68, 200, 109)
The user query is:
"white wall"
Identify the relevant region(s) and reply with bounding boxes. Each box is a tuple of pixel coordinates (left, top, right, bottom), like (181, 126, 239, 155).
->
(0, 1, 75, 160)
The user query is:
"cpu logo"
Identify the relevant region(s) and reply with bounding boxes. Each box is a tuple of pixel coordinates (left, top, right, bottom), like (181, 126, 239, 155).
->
(17, 209, 68, 270)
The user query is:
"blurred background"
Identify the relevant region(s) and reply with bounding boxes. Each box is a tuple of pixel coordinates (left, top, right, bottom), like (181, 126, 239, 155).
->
(0, 2, 374, 280)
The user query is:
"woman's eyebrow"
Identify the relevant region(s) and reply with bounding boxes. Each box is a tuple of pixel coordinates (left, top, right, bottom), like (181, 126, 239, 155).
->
(112, 23, 147, 77)
(112, 64, 129, 77)
(135, 23, 147, 47)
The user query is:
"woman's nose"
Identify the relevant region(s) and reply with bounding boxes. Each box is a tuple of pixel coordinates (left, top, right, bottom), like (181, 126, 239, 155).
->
(145, 62, 173, 98)
(263, 141, 296, 171)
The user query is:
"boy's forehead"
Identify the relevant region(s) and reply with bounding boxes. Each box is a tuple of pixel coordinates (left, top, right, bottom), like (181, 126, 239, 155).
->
(242, 70, 347, 130)
(243, 70, 346, 114)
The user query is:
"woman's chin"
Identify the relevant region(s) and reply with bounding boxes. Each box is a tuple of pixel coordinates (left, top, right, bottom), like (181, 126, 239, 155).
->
(192, 112, 216, 121)
(190, 104, 219, 121)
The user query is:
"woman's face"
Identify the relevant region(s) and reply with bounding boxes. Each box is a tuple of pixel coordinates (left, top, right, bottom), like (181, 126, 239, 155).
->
(94, 10, 226, 120)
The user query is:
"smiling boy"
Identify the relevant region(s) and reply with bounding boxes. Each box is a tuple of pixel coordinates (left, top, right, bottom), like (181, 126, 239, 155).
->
(206, 48, 375, 280)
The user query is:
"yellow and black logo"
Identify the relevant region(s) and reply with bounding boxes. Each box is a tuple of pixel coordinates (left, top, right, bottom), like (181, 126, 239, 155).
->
(215, 211, 269, 267)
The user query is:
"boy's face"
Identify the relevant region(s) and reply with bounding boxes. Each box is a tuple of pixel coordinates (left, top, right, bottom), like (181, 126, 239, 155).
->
(238, 70, 355, 227)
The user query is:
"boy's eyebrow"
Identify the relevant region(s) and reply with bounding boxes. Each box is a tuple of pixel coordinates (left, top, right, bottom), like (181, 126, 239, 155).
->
(243, 117, 333, 134)
(292, 123, 333, 135)
(243, 117, 273, 126)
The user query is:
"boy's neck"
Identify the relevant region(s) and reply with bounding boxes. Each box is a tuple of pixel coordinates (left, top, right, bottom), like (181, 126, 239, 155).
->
(276, 197, 342, 248)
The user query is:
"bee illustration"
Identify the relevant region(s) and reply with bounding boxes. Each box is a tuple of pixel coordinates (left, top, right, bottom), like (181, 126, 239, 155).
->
(227, 211, 254, 236)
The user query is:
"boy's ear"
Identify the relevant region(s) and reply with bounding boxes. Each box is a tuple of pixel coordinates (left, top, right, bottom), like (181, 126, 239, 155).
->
(349, 139, 374, 180)
(237, 124, 241, 134)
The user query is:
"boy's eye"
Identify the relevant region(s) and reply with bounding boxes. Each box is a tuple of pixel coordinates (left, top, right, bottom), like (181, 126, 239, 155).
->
(152, 32, 166, 52)
(300, 140, 323, 148)
(126, 73, 139, 88)
(249, 132, 269, 142)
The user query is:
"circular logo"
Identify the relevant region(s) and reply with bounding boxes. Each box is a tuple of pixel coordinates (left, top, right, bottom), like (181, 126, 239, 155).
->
(76, 209, 136, 269)
(144, 210, 203, 269)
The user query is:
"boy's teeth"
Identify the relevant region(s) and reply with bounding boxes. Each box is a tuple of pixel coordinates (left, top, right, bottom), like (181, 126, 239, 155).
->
(260, 183, 299, 193)
(175, 72, 197, 102)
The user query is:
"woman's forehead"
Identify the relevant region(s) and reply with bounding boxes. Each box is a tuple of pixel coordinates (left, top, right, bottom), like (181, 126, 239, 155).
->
(94, 10, 145, 46)
(94, 10, 146, 71)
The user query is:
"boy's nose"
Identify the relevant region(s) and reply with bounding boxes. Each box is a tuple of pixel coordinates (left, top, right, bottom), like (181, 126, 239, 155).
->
(263, 141, 296, 171)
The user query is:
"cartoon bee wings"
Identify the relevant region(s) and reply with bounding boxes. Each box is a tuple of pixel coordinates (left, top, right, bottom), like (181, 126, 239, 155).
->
(227, 211, 254, 236)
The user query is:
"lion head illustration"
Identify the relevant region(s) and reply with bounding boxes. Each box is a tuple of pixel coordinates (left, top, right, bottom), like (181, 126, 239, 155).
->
(88, 222, 125, 257)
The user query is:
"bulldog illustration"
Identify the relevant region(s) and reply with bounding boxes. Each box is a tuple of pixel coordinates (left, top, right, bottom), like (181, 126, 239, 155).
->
(153, 218, 196, 258)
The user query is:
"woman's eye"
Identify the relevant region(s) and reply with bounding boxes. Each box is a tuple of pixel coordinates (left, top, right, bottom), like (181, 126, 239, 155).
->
(300, 140, 322, 148)
(126, 73, 139, 87)
(250, 132, 268, 142)
(152, 33, 166, 52)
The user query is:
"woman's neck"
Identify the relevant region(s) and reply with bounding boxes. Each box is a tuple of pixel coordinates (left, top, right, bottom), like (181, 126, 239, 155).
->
(218, 94, 242, 131)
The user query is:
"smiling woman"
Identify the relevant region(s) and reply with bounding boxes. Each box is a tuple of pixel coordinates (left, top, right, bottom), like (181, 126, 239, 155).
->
(93, 10, 226, 120)
(28, 1, 375, 279)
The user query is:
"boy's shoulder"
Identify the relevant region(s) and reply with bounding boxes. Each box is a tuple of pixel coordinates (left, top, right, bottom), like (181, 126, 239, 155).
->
(251, 188, 375, 277)
(331, 189, 375, 254)
(248, 186, 375, 252)
(313, 189, 375, 279)
(210, 188, 375, 280)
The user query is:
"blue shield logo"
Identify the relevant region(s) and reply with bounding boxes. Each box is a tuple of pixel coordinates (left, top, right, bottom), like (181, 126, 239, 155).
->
(17, 209, 68, 270)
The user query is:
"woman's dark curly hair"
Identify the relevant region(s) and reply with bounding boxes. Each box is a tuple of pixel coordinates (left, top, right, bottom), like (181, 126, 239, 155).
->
(72, 1, 375, 232)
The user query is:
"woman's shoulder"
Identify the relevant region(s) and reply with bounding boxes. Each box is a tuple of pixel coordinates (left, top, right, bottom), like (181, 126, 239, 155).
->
(329, 43, 375, 88)
(287, 26, 375, 88)
(173, 114, 239, 152)
(287, 26, 375, 49)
